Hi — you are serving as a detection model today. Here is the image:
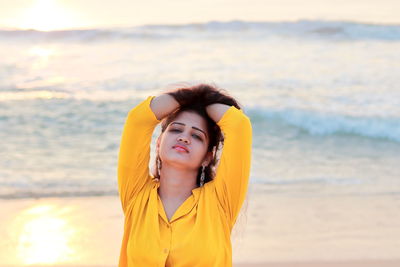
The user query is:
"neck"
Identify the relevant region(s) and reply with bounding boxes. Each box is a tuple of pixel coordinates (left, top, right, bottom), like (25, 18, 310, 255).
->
(158, 163, 198, 201)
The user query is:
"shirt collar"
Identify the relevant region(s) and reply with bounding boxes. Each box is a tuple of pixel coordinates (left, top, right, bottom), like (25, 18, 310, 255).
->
(153, 179, 202, 202)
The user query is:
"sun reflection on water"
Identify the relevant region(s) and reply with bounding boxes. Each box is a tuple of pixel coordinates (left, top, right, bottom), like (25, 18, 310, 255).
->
(15, 204, 78, 265)
(29, 46, 54, 58)
(28, 46, 55, 69)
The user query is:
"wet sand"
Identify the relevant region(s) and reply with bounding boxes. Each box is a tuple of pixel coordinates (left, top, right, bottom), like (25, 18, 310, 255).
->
(0, 195, 399, 266)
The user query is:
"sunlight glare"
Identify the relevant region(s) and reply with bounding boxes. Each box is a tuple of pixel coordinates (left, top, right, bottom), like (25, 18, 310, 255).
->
(28, 46, 55, 69)
(16, 204, 78, 265)
(17, 0, 80, 31)
(29, 46, 54, 57)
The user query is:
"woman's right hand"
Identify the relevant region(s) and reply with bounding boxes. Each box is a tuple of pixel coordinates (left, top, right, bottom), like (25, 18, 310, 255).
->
(166, 83, 241, 110)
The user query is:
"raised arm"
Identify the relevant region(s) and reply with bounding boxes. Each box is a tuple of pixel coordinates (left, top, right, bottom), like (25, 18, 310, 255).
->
(205, 103, 231, 123)
(206, 103, 252, 229)
(118, 94, 179, 214)
(150, 93, 180, 120)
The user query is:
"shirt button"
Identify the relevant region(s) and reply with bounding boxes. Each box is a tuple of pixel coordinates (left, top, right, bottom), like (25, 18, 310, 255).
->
(163, 248, 168, 253)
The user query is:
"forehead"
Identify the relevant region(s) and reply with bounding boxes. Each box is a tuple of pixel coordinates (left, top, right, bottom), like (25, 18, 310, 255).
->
(170, 111, 207, 131)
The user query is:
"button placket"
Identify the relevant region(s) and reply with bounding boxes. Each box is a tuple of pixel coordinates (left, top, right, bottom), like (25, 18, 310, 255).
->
(161, 221, 172, 258)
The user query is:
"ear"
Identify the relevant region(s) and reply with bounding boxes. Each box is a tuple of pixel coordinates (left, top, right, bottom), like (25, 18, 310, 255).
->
(202, 151, 213, 166)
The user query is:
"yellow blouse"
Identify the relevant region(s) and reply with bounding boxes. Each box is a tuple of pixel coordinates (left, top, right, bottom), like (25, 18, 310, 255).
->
(117, 95, 252, 267)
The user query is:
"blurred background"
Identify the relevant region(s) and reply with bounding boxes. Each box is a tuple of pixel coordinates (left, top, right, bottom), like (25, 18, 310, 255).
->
(0, 0, 400, 266)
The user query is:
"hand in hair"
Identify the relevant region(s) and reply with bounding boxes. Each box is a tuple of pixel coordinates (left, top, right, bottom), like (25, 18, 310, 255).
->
(166, 83, 241, 110)
(205, 103, 231, 123)
(150, 93, 180, 121)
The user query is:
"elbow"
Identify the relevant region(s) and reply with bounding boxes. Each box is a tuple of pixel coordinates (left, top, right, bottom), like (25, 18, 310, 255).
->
(238, 113, 252, 136)
(227, 114, 252, 144)
(240, 115, 252, 149)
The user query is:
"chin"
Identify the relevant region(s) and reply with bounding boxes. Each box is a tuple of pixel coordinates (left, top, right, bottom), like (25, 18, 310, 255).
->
(162, 156, 198, 169)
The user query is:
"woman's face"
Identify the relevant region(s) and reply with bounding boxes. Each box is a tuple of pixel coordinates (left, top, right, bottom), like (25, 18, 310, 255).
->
(157, 111, 211, 171)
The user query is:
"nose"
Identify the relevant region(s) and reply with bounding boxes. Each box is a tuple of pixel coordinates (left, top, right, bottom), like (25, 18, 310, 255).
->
(178, 135, 190, 144)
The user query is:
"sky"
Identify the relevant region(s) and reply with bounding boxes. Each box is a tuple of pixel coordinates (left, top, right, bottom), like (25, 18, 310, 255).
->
(0, 0, 399, 31)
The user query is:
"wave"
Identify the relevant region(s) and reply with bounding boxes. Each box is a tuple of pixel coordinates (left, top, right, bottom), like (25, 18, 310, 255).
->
(0, 180, 118, 199)
(0, 189, 118, 199)
(251, 176, 363, 185)
(252, 107, 400, 143)
(1, 88, 399, 143)
(0, 176, 361, 199)
(1, 19, 399, 42)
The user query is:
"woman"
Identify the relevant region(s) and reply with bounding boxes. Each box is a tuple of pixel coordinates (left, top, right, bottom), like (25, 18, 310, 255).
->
(117, 83, 252, 266)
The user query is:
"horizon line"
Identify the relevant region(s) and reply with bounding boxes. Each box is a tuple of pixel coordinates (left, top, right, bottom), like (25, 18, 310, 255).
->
(1, 18, 400, 32)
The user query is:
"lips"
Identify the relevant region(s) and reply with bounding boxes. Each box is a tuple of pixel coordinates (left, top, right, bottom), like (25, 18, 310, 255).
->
(172, 144, 189, 153)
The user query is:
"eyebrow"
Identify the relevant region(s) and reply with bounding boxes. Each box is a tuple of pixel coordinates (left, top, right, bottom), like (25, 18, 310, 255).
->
(170, 122, 207, 138)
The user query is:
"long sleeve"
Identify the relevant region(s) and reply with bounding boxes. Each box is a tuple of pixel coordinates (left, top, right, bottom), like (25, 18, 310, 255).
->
(214, 105, 252, 230)
(117, 96, 161, 214)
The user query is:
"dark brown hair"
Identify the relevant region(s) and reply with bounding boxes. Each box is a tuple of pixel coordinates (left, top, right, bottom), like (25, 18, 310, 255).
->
(152, 82, 242, 186)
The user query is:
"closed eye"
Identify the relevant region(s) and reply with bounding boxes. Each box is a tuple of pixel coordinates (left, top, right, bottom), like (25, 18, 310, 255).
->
(169, 128, 203, 141)
(193, 134, 202, 141)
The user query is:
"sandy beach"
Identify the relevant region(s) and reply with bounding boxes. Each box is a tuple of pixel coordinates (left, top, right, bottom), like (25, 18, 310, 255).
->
(235, 261, 400, 267)
(1, 194, 399, 267)
(1, 0, 400, 266)
(3, 263, 400, 267)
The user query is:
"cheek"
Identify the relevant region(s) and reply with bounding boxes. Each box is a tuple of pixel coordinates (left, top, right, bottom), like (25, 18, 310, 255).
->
(192, 143, 208, 159)
(159, 136, 183, 158)
(158, 139, 170, 156)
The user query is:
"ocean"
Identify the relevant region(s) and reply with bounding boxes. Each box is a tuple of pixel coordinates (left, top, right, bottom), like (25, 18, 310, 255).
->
(1, 19, 400, 261)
